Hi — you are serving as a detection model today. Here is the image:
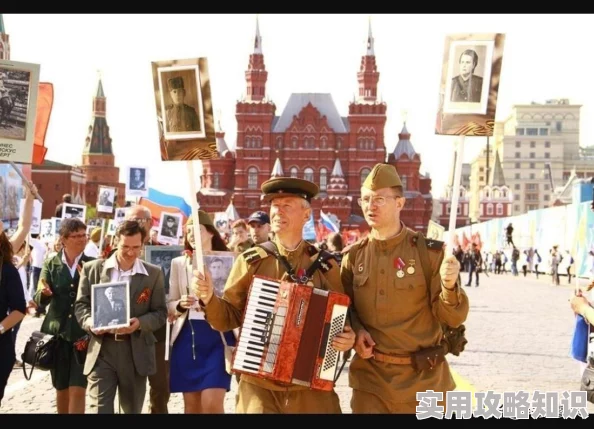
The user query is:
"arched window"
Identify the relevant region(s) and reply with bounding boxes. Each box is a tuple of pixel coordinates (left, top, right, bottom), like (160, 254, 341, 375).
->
(360, 168, 371, 185)
(320, 168, 328, 191)
(496, 203, 503, 215)
(320, 138, 327, 150)
(290, 167, 298, 178)
(276, 137, 283, 149)
(291, 137, 298, 149)
(212, 172, 220, 188)
(248, 167, 258, 189)
(304, 167, 314, 182)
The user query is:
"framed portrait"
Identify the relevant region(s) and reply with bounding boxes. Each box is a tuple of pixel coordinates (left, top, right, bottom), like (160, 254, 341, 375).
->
(126, 166, 148, 197)
(106, 219, 117, 236)
(97, 185, 115, 214)
(51, 216, 62, 237)
(157, 212, 182, 245)
(61, 203, 87, 221)
(91, 281, 130, 330)
(203, 250, 237, 298)
(0, 60, 40, 164)
(435, 33, 505, 136)
(39, 218, 55, 243)
(151, 57, 217, 161)
(114, 207, 128, 226)
(143, 245, 184, 295)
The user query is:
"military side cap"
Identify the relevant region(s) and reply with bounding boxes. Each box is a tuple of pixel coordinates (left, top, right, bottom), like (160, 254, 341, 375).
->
(363, 163, 402, 190)
(261, 177, 319, 202)
(168, 76, 184, 90)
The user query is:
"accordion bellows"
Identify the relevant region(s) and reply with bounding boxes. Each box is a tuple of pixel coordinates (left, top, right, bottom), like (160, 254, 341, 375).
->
(231, 275, 350, 391)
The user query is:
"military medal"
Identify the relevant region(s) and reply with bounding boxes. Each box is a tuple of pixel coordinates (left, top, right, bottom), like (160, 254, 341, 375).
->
(394, 257, 405, 278)
(407, 259, 416, 275)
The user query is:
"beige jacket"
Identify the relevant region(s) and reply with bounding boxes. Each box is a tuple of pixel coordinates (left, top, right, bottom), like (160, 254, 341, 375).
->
(167, 255, 203, 345)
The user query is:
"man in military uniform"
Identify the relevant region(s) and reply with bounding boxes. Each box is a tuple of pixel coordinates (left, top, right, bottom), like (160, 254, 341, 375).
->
(450, 49, 483, 103)
(165, 76, 200, 133)
(192, 177, 356, 414)
(341, 163, 469, 414)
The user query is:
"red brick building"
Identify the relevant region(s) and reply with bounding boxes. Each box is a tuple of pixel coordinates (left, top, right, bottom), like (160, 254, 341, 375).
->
(31, 161, 86, 219)
(198, 19, 434, 233)
(80, 78, 126, 209)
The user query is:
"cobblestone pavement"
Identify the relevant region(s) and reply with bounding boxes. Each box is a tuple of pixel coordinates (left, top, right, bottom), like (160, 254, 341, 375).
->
(2, 271, 592, 414)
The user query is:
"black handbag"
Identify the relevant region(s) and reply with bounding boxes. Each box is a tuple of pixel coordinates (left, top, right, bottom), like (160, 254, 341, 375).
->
(21, 330, 57, 380)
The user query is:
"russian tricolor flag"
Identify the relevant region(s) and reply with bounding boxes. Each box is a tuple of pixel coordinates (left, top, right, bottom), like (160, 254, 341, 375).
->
(320, 210, 339, 233)
(138, 188, 192, 227)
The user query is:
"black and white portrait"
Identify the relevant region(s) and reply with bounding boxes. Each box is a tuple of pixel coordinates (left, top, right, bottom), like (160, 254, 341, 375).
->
(204, 251, 236, 298)
(62, 203, 87, 221)
(97, 186, 115, 213)
(92, 281, 130, 330)
(151, 57, 216, 162)
(144, 246, 183, 295)
(0, 60, 40, 164)
(443, 41, 493, 115)
(106, 219, 117, 236)
(114, 207, 128, 226)
(157, 65, 205, 140)
(126, 167, 148, 197)
(157, 212, 182, 245)
(39, 219, 55, 243)
(0, 66, 30, 141)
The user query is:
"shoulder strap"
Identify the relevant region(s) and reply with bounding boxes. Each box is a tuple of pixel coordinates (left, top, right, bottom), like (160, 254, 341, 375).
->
(304, 249, 335, 280)
(255, 241, 296, 278)
(415, 233, 434, 308)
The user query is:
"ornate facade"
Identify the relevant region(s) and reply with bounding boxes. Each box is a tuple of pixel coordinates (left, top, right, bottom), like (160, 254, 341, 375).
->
(198, 18, 434, 233)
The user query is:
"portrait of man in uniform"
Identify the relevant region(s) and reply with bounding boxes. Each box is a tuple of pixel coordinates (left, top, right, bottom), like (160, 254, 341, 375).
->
(91, 282, 130, 330)
(155, 64, 206, 141)
(204, 252, 235, 298)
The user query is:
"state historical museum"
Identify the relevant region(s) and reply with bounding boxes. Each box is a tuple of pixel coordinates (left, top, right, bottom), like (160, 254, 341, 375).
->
(198, 19, 433, 234)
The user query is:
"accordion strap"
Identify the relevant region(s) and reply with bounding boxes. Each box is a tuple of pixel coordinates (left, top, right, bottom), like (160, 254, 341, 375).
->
(256, 241, 334, 284)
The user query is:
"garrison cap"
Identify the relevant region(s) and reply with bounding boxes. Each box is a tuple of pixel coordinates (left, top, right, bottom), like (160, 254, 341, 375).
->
(261, 177, 319, 202)
(168, 76, 185, 91)
(363, 163, 403, 190)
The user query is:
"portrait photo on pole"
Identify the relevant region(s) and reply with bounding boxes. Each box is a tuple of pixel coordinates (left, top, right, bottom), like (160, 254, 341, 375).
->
(143, 245, 184, 295)
(157, 212, 182, 245)
(126, 166, 148, 197)
(151, 57, 217, 161)
(0, 59, 40, 164)
(39, 218, 55, 243)
(91, 281, 130, 330)
(114, 207, 128, 226)
(61, 202, 87, 220)
(204, 251, 236, 298)
(51, 216, 62, 236)
(435, 33, 505, 136)
(97, 185, 115, 213)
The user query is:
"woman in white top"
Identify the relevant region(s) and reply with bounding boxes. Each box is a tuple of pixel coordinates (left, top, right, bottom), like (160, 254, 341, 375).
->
(168, 211, 236, 413)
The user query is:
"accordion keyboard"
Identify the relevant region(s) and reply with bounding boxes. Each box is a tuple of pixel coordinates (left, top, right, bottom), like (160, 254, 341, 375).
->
(233, 278, 282, 374)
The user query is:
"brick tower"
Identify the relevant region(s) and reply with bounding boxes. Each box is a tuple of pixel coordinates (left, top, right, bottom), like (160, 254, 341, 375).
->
(80, 77, 126, 208)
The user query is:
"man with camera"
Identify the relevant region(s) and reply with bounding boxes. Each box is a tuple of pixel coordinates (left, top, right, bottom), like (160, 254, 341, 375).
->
(340, 163, 470, 413)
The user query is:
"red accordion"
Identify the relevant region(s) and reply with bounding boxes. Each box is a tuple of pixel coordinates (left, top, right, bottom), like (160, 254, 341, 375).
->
(231, 275, 350, 392)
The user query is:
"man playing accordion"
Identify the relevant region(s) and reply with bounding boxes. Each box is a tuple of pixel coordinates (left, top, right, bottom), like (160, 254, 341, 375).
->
(192, 177, 355, 413)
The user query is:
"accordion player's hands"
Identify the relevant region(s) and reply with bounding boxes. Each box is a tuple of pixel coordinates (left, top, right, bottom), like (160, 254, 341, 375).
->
(332, 325, 356, 352)
(192, 268, 213, 305)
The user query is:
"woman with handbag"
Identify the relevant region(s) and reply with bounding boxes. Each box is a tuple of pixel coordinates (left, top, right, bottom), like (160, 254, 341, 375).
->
(33, 218, 95, 414)
(0, 223, 26, 407)
(168, 211, 236, 413)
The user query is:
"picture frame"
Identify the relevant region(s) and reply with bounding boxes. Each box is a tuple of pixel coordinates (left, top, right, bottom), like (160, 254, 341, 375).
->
(97, 185, 115, 214)
(157, 211, 182, 245)
(39, 218, 55, 243)
(435, 33, 505, 136)
(151, 57, 217, 161)
(143, 245, 184, 295)
(91, 280, 130, 330)
(126, 166, 148, 198)
(20, 198, 42, 235)
(0, 59, 40, 164)
(61, 202, 87, 221)
(203, 250, 237, 298)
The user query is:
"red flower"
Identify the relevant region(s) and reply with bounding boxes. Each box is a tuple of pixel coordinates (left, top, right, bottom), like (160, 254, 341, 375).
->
(183, 250, 193, 258)
(74, 336, 89, 351)
(137, 288, 151, 304)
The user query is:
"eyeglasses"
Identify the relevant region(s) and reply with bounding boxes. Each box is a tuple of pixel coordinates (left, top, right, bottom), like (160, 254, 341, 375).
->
(357, 195, 400, 207)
